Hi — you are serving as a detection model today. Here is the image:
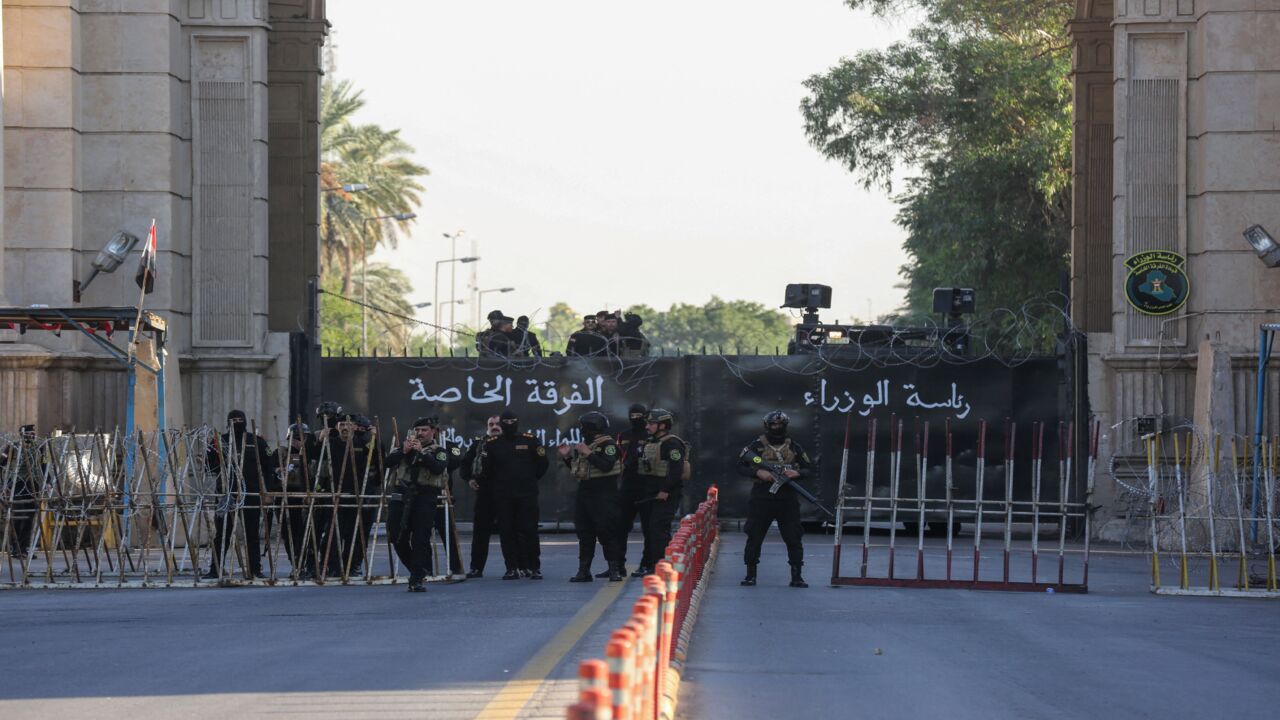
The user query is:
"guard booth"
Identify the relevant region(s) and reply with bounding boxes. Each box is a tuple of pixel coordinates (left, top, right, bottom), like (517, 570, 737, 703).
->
(0, 306, 168, 550)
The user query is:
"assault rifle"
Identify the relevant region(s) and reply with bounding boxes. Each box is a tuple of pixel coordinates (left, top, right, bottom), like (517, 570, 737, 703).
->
(745, 451, 835, 518)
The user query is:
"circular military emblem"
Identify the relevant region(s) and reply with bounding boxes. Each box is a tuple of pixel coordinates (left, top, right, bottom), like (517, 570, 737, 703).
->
(1124, 251, 1189, 316)
(536, 446, 546, 457)
(669, 450, 682, 461)
(604, 445, 617, 456)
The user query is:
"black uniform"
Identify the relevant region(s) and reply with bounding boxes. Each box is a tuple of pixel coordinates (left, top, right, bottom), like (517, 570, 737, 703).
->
(736, 436, 814, 568)
(323, 433, 382, 577)
(275, 442, 315, 575)
(632, 433, 686, 569)
(477, 328, 516, 357)
(566, 330, 608, 356)
(479, 431, 549, 573)
(385, 441, 451, 583)
(461, 438, 499, 574)
(564, 436, 623, 568)
(512, 327, 543, 357)
(206, 430, 278, 577)
(614, 426, 650, 567)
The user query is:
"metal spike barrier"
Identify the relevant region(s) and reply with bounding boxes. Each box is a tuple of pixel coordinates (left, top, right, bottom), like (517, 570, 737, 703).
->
(830, 417, 1096, 593)
(1134, 428, 1280, 598)
(0, 428, 457, 589)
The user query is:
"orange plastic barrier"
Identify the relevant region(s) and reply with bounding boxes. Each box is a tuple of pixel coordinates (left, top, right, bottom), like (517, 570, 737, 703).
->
(568, 486, 720, 720)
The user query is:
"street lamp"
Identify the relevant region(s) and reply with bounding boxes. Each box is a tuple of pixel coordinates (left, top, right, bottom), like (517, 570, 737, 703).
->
(434, 256, 480, 344)
(477, 287, 516, 321)
(443, 231, 466, 340)
(360, 212, 417, 355)
(323, 183, 368, 193)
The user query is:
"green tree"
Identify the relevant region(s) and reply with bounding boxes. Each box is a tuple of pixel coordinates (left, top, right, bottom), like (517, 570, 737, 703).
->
(542, 302, 583, 352)
(628, 298, 794, 354)
(320, 264, 418, 352)
(801, 0, 1072, 320)
(320, 77, 428, 295)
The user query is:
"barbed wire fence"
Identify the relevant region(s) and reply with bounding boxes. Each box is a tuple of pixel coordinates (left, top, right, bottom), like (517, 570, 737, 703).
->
(1106, 419, 1280, 595)
(0, 425, 455, 589)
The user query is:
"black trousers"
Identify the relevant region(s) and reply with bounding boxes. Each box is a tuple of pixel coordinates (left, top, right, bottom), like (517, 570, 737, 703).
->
(386, 489, 437, 581)
(496, 495, 540, 572)
(277, 501, 311, 573)
(575, 489, 622, 564)
(470, 489, 498, 572)
(432, 501, 463, 575)
(641, 494, 681, 568)
(616, 484, 650, 566)
(6, 500, 36, 554)
(212, 505, 261, 576)
(743, 497, 804, 566)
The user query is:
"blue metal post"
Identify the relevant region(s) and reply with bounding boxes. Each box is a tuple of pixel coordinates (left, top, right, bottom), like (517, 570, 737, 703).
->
(1253, 326, 1277, 543)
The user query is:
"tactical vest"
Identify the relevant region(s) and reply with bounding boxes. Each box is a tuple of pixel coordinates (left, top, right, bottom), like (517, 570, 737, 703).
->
(391, 444, 449, 490)
(757, 436, 797, 465)
(639, 434, 691, 482)
(280, 450, 310, 491)
(571, 436, 622, 481)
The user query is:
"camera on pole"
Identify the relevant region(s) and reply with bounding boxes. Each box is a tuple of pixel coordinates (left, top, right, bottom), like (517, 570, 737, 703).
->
(783, 284, 977, 358)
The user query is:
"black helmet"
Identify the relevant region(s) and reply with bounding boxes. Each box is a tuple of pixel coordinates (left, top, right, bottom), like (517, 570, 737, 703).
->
(316, 401, 343, 419)
(763, 411, 790, 428)
(646, 408, 674, 429)
(288, 422, 311, 437)
(412, 416, 438, 429)
(348, 414, 373, 430)
(579, 411, 610, 434)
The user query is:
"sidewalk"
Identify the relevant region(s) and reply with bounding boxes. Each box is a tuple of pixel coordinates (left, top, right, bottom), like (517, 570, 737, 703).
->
(677, 534, 1280, 719)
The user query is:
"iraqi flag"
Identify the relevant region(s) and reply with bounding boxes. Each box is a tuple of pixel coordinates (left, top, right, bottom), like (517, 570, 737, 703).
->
(135, 219, 157, 294)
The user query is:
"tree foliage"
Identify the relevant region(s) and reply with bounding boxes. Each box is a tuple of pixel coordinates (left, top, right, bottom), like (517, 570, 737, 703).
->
(802, 0, 1072, 319)
(627, 298, 794, 355)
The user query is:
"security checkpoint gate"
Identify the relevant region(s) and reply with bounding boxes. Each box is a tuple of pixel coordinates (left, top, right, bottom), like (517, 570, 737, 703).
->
(829, 415, 1098, 592)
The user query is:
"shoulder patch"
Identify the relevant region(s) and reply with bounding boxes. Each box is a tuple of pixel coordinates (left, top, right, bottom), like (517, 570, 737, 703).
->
(752, 456, 762, 464)
(669, 449, 682, 461)
(436, 451, 447, 461)
(604, 445, 617, 456)
(451, 447, 461, 456)
(536, 446, 546, 457)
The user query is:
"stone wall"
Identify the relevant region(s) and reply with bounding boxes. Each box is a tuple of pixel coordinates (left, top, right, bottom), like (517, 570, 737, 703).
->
(0, 0, 326, 434)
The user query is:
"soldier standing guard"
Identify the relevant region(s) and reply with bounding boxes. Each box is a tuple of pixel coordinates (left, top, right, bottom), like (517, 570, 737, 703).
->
(736, 411, 812, 588)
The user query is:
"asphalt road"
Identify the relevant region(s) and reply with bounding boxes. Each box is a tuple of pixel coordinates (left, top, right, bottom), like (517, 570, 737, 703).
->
(677, 535, 1280, 719)
(5, 530, 1278, 720)
(0, 534, 645, 720)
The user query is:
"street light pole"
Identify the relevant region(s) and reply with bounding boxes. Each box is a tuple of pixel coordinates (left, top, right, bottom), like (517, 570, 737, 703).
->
(433, 256, 480, 348)
(443, 230, 465, 339)
(359, 212, 416, 355)
(477, 287, 516, 319)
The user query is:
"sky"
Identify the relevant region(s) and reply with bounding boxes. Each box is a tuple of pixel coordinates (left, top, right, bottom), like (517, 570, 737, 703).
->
(325, 0, 917, 332)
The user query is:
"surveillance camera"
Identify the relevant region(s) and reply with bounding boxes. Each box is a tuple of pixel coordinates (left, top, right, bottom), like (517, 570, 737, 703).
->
(1243, 225, 1280, 268)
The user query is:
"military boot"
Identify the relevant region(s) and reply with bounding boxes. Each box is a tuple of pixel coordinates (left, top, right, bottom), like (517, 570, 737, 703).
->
(741, 564, 757, 586)
(608, 561, 625, 582)
(789, 564, 809, 588)
(596, 563, 621, 578)
(570, 561, 593, 583)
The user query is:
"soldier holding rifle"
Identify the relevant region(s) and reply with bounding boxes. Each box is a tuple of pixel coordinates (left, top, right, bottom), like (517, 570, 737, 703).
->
(736, 411, 812, 588)
(385, 416, 450, 592)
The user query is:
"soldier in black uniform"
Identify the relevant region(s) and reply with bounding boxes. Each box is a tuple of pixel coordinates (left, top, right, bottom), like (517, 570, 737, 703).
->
(321, 413, 381, 578)
(275, 422, 314, 577)
(631, 408, 687, 577)
(461, 415, 502, 577)
(430, 431, 465, 579)
(736, 411, 812, 588)
(609, 403, 649, 577)
(566, 316, 608, 356)
(558, 411, 625, 582)
(385, 416, 451, 592)
(479, 409, 549, 579)
(204, 409, 278, 580)
(512, 315, 543, 357)
(477, 310, 516, 357)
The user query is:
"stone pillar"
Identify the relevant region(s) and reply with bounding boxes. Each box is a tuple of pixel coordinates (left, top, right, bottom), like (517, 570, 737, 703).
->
(0, 0, 7, 310)
(267, 0, 328, 423)
(1068, 1, 1115, 334)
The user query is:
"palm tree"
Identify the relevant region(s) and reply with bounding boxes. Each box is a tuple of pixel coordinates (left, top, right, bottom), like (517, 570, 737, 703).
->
(319, 77, 428, 294)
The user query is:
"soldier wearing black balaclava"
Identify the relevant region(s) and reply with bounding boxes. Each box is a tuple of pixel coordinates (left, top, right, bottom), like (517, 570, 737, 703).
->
(558, 411, 624, 582)
(610, 403, 649, 576)
(461, 415, 503, 578)
(275, 422, 315, 578)
(205, 409, 277, 580)
(736, 411, 813, 588)
(479, 409, 549, 579)
(323, 413, 382, 579)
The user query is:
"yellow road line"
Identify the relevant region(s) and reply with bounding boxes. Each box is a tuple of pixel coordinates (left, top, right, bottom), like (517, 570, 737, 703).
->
(474, 578, 630, 720)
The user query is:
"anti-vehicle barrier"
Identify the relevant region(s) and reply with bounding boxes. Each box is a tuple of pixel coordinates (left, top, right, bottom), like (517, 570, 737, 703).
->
(567, 486, 720, 720)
